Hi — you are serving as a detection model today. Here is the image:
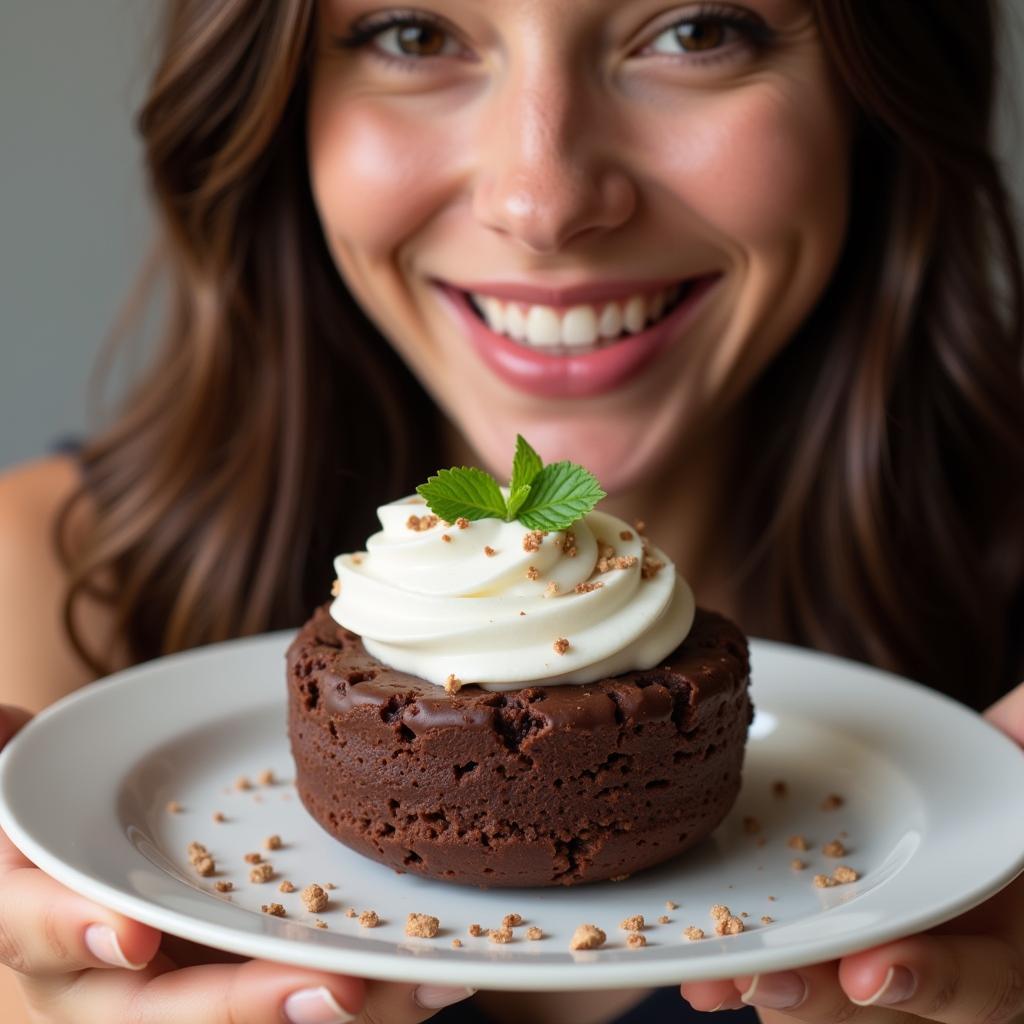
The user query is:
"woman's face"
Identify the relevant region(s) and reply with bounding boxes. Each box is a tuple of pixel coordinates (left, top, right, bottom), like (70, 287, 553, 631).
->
(308, 0, 851, 492)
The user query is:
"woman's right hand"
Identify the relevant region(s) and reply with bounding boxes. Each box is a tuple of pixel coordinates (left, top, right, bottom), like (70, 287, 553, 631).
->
(0, 705, 475, 1024)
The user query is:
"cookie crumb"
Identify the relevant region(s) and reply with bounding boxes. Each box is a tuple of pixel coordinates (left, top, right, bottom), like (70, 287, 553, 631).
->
(772, 780, 788, 797)
(813, 873, 837, 888)
(502, 913, 523, 928)
(250, 863, 274, 884)
(553, 636, 570, 655)
(761, 915, 774, 924)
(331, 578, 341, 597)
(186, 841, 208, 863)
(315, 920, 328, 929)
(451, 938, 463, 948)
(787, 835, 809, 851)
(743, 816, 761, 834)
(684, 926, 705, 941)
(525, 565, 540, 581)
(658, 915, 671, 925)
(709, 904, 731, 922)
(406, 912, 440, 938)
(619, 914, 644, 932)
(359, 910, 380, 928)
(263, 835, 283, 851)
(345, 908, 357, 918)
(740, 912, 749, 918)
(212, 811, 225, 823)
(488, 927, 513, 943)
(214, 881, 233, 893)
(609, 873, 630, 882)
(832, 865, 859, 884)
(441, 533, 452, 543)
(545, 580, 560, 597)
(640, 557, 665, 579)
(456, 517, 469, 530)
(569, 924, 606, 950)
(574, 580, 604, 594)
(261, 903, 285, 917)
(302, 884, 329, 913)
(235, 776, 252, 791)
(258, 769, 275, 786)
(619, 530, 634, 541)
(791, 859, 807, 871)
(626, 932, 647, 948)
(715, 916, 745, 936)
(279, 880, 295, 893)
(634, 519, 646, 533)
(167, 801, 183, 813)
(244, 852, 263, 864)
(444, 673, 462, 694)
(483, 545, 497, 557)
(768, 896, 777, 901)
(561, 531, 577, 557)
(407, 514, 439, 532)
(194, 855, 216, 877)
(822, 839, 847, 857)
(323, 882, 336, 890)
(526, 926, 544, 940)
(821, 793, 845, 811)
(468, 923, 484, 936)
(665, 901, 678, 910)
(522, 530, 544, 552)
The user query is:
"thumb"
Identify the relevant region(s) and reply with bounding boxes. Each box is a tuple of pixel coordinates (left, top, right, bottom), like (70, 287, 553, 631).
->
(361, 979, 477, 1022)
(984, 680, 1024, 747)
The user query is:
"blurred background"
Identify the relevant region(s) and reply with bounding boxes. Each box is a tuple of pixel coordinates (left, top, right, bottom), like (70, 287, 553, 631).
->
(1, 1, 1023, 471)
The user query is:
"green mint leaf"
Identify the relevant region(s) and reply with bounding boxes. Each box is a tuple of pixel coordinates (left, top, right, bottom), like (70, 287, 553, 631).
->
(416, 467, 507, 522)
(515, 461, 606, 531)
(505, 483, 531, 520)
(509, 434, 543, 494)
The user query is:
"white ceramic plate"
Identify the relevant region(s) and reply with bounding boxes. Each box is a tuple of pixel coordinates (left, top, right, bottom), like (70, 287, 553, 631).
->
(1, 632, 1022, 991)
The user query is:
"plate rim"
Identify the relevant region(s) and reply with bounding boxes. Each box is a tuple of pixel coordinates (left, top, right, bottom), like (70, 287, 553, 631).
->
(1, 630, 1022, 990)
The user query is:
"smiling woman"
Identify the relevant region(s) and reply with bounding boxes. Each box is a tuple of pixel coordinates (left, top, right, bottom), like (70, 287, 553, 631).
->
(308, 0, 852, 486)
(0, 1, 1022, 1023)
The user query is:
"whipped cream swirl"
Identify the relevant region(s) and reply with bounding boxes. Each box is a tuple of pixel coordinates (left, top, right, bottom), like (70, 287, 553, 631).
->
(329, 493, 695, 692)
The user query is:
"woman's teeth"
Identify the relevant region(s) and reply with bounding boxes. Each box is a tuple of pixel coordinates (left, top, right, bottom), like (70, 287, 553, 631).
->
(467, 284, 685, 350)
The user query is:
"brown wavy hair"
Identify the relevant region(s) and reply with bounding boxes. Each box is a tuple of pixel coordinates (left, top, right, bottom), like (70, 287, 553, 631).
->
(58, 0, 1023, 711)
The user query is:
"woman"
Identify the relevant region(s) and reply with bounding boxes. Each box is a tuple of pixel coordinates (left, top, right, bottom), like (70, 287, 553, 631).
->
(0, 1, 1021, 1022)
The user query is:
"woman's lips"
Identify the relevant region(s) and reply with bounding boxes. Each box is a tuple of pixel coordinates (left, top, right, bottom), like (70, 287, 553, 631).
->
(433, 274, 720, 399)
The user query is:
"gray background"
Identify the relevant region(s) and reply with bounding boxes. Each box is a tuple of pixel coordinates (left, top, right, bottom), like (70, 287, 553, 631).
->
(1, 2, 1022, 471)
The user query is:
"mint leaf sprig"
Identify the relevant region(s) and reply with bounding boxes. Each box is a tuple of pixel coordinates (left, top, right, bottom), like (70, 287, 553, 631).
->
(415, 434, 605, 532)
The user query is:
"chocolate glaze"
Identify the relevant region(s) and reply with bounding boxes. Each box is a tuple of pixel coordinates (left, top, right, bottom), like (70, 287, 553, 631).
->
(287, 603, 752, 887)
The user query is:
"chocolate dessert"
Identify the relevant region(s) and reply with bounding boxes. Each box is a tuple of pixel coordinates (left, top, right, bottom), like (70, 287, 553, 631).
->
(287, 602, 751, 888)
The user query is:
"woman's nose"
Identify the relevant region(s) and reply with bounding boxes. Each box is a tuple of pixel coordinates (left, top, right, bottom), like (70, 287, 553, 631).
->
(472, 72, 637, 253)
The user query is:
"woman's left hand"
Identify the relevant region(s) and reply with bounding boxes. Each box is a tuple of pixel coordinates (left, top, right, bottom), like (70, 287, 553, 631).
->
(681, 680, 1024, 1024)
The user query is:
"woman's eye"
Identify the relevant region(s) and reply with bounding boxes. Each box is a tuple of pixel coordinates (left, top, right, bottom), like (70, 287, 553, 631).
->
(644, 11, 767, 59)
(377, 19, 459, 58)
(337, 15, 465, 64)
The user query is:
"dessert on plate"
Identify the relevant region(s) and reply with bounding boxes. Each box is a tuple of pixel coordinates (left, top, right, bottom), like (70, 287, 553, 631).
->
(287, 436, 752, 887)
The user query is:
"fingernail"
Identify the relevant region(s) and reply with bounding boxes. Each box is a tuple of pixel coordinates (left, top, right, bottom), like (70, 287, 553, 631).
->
(709, 998, 746, 1011)
(850, 965, 917, 1007)
(83, 924, 147, 970)
(414, 985, 477, 1009)
(740, 972, 807, 1010)
(283, 986, 356, 1024)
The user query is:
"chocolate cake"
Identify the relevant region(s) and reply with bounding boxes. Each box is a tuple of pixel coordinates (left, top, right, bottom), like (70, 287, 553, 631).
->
(287, 602, 752, 888)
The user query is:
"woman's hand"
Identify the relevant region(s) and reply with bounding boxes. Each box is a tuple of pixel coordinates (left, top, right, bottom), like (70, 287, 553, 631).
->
(0, 705, 474, 1024)
(680, 680, 1024, 1023)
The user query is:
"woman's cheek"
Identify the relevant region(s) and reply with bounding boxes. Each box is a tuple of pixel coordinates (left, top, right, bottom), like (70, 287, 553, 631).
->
(309, 97, 459, 260)
(650, 84, 849, 254)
